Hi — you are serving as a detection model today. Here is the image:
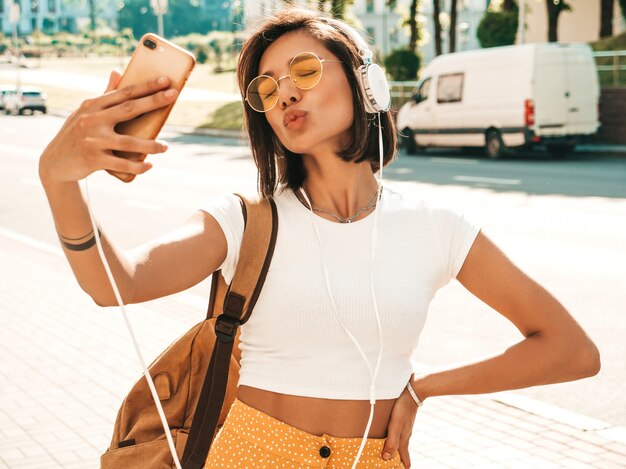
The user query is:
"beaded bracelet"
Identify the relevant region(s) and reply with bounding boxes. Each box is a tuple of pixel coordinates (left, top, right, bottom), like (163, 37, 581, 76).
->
(406, 381, 424, 408)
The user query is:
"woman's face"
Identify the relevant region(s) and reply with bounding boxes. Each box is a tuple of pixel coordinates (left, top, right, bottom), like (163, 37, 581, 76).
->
(256, 30, 355, 157)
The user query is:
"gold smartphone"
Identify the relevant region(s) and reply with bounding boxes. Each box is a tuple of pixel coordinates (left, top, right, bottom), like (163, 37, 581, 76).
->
(107, 33, 196, 182)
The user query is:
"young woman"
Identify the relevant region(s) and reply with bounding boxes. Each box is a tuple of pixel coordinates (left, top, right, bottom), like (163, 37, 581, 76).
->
(39, 9, 600, 469)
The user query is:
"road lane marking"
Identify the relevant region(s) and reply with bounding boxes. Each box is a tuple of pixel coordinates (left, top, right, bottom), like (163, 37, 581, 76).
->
(454, 175, 521, 185)
(0, 225, 206, 307)
(0, 226, 63, 257)
(123, 199, 163, 211)
(21, 177, 40, 187)
(430, 157, 480, 165)
(0, 143, 38, 157)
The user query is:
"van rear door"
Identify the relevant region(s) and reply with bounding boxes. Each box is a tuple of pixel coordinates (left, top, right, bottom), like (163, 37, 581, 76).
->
(534, 46, 568, 135)
(563, 46, 600, 135)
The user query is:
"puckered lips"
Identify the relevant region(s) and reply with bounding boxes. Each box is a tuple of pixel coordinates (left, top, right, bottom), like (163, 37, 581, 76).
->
(283, 109, 308, 130)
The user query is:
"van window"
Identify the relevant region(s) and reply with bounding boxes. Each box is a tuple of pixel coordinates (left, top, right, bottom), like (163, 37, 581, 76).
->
(414, 78, 431, 102)
(437, 73, 464, 103)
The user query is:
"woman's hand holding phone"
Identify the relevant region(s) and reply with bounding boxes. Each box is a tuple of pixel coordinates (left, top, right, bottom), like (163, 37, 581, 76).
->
(39, 71, 176, 186)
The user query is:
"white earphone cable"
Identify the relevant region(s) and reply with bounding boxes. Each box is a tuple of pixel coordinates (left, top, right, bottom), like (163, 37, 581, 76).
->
(83, 177, 182, 469)
(299, 118, 386, 468)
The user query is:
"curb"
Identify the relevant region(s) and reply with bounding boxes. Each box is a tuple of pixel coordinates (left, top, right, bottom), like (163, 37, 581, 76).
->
(412, 362, 626, 446)
(48, 108, 246, 141)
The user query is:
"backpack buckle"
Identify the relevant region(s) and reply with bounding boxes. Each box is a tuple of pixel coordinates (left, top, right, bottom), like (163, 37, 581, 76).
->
(215, 314, 240, 342)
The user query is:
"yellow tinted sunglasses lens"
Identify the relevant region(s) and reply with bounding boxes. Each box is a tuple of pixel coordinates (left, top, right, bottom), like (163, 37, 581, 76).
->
(247, 76, 279, 112)
(289, 53, 323, 90)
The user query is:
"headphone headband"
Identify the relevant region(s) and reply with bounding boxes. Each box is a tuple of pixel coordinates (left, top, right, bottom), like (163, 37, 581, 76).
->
(322, 18, 373, 65)
(322, 17, 391, 113)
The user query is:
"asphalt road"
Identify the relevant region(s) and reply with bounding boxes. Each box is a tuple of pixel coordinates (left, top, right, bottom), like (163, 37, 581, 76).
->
(1, 113, 625, 428)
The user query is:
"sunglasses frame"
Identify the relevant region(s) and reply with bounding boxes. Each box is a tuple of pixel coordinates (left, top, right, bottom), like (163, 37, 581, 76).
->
(245, 51, 342, 113)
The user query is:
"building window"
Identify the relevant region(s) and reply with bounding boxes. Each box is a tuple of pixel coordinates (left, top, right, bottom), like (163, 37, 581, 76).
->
(48, 0, 56, 13)
(31, 0, 39, 13)
(366, 0, 374, 14)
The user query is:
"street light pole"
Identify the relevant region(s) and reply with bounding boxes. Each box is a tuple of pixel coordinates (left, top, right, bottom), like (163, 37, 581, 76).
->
(157, 10, 164, 37)
(517, 0, 526, 44)
(9, 2, 21, 90)
(150, 0, 167, 37)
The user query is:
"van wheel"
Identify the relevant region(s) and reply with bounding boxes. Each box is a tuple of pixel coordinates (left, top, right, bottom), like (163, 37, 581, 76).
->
(402, 128, 419, 155)
(485, 130, 505, 159)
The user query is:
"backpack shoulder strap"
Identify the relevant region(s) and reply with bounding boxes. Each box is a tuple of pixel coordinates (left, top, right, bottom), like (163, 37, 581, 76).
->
(206, 195, 278, 322)
(182, 195, 278, 469)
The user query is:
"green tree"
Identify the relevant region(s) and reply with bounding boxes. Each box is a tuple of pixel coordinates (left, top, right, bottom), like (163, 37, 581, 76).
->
(384, 48, 420, 80)
(476, 8, 518, 48)
(118, 0, 206, 39)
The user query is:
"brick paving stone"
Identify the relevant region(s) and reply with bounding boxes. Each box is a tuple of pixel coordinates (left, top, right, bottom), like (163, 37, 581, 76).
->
(575, 430, 619, 446)
(562, 447, 602, 463)
(449, 450, 493, 466)
(560, 457, 598, 469)
(0, 449, 25, 464)
(592, 459, 626, 469)
(538, 429, 577, 445)
(603, 442, 626, 456)
(431, 453, 472, 467)
(8, 455, 62, 469)
(525, 445, 565, 461)
(565, 438, 609, 455)
(602, 450, 626, 466)
(534, 438, 571, 454)
(503, 436, 536, 451)
(510, 455, 556, 468)
(478, 445, 529, 462)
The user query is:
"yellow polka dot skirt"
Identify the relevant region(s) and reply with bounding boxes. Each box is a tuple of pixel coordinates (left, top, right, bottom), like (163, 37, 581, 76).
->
(204, 398, 405, 468)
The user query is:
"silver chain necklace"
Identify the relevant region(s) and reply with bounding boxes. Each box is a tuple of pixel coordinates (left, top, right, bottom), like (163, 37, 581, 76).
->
(299, 186, 381, 224)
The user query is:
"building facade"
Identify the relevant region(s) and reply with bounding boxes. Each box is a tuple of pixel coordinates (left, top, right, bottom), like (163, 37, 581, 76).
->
(241, 0, 488, 63)
(0, 0, 118, 36)
(521, 0, 625, 44)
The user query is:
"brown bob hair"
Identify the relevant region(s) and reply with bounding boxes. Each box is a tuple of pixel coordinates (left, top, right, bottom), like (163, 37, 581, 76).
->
(237, 8, 397, 198)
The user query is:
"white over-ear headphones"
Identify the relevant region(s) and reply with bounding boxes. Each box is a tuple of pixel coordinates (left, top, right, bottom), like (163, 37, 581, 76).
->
(323, 18, 391, 114)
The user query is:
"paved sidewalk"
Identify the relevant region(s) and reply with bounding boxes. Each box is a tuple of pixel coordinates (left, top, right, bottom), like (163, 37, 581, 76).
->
(1, 232, 625, 468)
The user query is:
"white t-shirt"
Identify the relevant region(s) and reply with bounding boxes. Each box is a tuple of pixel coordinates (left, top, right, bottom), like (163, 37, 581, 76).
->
(203, 186, 480, 400)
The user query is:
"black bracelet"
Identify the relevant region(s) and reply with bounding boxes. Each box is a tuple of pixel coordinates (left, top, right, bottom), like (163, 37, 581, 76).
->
(60, 229, 101, 252)
(58, 229, 94, 241)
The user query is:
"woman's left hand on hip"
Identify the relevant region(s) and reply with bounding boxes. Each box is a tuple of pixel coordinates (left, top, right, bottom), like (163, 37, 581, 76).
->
(381, 385, 418, 468)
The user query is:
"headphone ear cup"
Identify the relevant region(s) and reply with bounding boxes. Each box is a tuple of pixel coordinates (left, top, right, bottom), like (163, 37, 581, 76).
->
(357, 64, 391, 114)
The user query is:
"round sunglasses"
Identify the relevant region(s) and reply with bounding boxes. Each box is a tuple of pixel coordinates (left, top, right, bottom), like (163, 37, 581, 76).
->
(245, 52, 342, 113)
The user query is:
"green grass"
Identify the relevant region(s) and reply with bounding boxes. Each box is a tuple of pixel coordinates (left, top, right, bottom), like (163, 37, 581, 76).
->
(590, 31, 626, 52)
(590, 32, 626, 88)
(198, 101, 244, 130)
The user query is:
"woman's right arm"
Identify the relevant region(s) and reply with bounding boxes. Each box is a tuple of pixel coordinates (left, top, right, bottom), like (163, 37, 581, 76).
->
(39, 72, 227, 306)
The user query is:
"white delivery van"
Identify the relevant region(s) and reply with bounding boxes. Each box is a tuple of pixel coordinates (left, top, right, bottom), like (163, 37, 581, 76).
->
(396, 43, 600, 158)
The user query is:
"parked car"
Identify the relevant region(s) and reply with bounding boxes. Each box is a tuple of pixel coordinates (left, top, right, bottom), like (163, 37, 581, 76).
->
(0, 85, 16, 111)
(4, 87, 48, 115)
(396, 43, 600, 158)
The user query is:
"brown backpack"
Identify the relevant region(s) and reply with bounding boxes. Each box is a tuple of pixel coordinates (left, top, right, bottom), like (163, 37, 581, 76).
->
(100, 196, 278, 469)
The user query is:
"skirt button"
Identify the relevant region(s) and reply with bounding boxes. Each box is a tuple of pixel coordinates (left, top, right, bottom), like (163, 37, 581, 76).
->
(319, 445, 331, 458)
